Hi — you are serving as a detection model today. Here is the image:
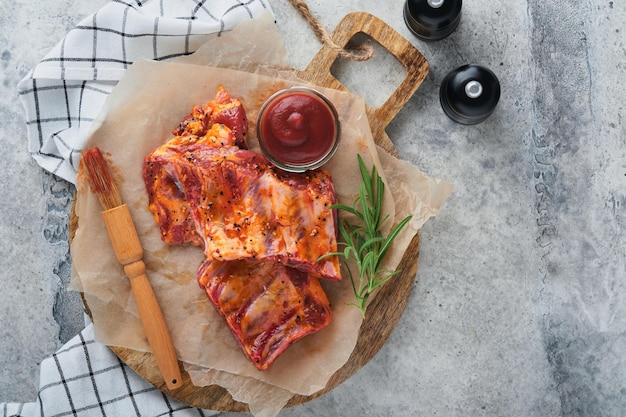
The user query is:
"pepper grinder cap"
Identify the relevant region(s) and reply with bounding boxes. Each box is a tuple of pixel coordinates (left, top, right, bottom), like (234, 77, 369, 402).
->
(439, 64, 501, 125)
(404, 0, 462, 41)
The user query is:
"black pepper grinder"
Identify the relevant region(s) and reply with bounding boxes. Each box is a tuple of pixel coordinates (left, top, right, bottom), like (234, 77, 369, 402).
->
(439, 64, 501, 125)
(403, 0, 462, 41)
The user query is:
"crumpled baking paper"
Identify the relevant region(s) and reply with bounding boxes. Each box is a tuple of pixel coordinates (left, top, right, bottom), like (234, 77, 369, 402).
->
(70, 12, 453, 417)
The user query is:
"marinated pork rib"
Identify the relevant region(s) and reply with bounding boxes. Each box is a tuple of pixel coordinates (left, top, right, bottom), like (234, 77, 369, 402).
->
(173, 85, 248, 149)
(198, 259, 332, 370)
(143, 86, 340, 370)
(143, 124, 242, 248)
(144, 132, 341, 281)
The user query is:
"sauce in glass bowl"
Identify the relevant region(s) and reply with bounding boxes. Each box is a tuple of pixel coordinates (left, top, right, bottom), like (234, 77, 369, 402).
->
(256, 87, 340, 172)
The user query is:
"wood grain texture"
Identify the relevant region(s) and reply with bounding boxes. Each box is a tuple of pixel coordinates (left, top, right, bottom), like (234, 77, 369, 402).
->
(77, 11, 429, 411)
(101, 203, 182, 390)
(296, 12, 429, 157)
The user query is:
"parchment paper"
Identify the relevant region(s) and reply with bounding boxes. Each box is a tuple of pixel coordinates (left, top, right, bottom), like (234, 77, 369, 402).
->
(70, 13, 453, 416)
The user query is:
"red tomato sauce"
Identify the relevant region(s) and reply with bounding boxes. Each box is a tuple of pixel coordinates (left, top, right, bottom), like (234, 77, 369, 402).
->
(258, 89, 338, 168)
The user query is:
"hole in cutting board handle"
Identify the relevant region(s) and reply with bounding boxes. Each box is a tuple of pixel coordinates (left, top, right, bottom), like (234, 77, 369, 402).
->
(330, 32, 407, 109)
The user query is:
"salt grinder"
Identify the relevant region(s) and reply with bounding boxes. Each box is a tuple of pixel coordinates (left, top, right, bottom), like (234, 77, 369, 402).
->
(439, 64, 501, 125)
(403, 0, 462, 41)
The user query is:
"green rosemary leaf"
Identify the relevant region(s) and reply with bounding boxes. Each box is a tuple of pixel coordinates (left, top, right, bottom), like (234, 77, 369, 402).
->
(359, 236, 386, 252)
(357, 155, 371, 190)
(359, 182, 372, 231)
(377, 215, 412, 269)
(318, 251, 343, 261)
(374, 172, 385, 229)
(330, 203, 362, 219)
(321, 154, 413, 317)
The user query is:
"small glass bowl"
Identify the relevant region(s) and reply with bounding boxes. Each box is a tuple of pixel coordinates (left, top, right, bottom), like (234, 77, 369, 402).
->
(256, 87, 341, 172)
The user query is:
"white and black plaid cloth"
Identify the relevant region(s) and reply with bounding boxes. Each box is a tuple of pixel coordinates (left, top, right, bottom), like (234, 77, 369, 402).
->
(6, 1, 273, 415)
(1, 323, 219, 417)
(17, 0, 273, 184)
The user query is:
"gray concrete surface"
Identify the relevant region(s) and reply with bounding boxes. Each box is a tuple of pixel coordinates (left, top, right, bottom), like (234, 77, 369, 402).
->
(1, 0, 625, 416)
(0, 0, 108, 402)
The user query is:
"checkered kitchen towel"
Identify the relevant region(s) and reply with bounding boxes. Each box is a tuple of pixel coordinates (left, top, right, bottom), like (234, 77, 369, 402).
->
(1, 323, 219, 417)
(17, 0, 273, 184)
(6, 1, 273, 415)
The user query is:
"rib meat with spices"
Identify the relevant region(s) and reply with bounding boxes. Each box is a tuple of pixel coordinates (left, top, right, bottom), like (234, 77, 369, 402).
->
(198, 260, 332, 370)
(143, 86, 341, 370)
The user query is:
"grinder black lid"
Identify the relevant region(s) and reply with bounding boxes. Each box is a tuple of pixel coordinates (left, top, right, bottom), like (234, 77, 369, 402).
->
(404, 0, 462, 41)
(439, 64, 501, 125)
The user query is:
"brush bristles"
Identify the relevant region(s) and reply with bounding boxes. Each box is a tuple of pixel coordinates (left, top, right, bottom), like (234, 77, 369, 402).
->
(82, 147, 123, 210)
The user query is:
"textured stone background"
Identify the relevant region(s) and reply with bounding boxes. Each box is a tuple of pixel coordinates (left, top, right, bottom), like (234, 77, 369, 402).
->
(0, 0, 109, 402)
(1, 0, 625, 416)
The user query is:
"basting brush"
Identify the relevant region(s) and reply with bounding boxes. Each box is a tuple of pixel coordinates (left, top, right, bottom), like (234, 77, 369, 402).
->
(82, 147, 182, 390)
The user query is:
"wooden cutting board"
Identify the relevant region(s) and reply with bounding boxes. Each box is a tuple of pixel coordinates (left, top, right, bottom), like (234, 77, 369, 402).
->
(75, 11, 428, 412)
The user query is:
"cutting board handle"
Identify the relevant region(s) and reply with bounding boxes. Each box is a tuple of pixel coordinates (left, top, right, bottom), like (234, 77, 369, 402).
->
(297, 12, 429, 154)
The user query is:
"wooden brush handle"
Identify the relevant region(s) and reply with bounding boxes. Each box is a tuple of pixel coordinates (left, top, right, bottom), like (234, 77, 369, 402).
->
(102, 205, 182, 390)
(125, 262, 182, 390)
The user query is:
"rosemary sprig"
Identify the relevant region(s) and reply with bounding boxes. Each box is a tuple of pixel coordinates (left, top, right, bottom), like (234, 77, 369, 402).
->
(321, 154, 412, 317)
